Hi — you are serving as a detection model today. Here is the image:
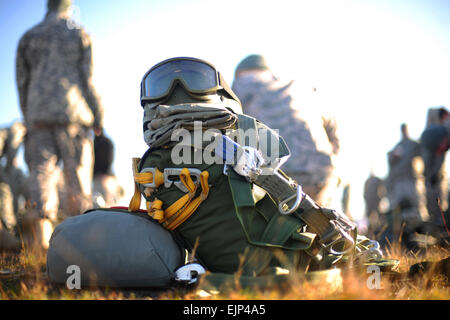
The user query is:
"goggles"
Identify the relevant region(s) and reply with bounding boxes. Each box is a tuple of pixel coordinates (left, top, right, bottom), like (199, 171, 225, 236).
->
(140, 57, 240, 106)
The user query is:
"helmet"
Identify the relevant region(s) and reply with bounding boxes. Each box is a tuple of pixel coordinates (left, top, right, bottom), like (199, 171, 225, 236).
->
(235, 54, 269, 77)
(140, 57, 241, 108)
(47, 0, 72, 11)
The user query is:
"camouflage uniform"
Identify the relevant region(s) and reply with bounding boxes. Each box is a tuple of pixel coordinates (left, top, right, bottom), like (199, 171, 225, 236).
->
(386, 128, 426, 234)
(0, 128, 14, 231)
(0, 123, 29, 229)
(0, 123, 27, 252)
(16, 6, 103, 224)
(93, 175, 124, 208)
(420, 108, 450, 228)
(232, 69, 339, 206)
(363, 173, 386, 235)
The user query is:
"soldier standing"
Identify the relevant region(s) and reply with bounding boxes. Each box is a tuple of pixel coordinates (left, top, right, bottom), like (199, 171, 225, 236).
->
(420, 107, 450, 236)
(0, 123, 27, 252)
(1, 122, 30, 218)
(231, 54, 340, 207)
(15, 0, 104, 248)
(386, 123, 426, 244)
(363, 171, 387, 237)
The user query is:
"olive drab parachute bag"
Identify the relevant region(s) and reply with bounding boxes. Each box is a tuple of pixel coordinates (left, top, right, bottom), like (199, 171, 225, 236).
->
(128, 113, 398, 290)
(47, 54, 397, 290)
(46, 208, 186, 288)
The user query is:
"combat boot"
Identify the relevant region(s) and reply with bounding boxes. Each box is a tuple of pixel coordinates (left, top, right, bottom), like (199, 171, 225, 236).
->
(0, 229, 21, 252)
(21, 210, 54, 249)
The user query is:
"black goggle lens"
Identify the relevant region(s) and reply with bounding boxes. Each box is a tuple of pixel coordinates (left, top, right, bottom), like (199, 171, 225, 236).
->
(142, 59, 219, 100)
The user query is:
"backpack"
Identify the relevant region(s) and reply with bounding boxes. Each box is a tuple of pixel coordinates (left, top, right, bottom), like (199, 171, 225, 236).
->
(47, 208, 186, 288)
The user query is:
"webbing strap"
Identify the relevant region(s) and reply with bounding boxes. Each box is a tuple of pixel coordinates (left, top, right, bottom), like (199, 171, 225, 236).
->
(227, 170, 317, 275)
(235, 114, 356, 256)
(129, 158, 144, 212)
(143, 168, 210, 231)
(295, 195, 335, 236)
(164, 171, 210, 230)
(235, 114, 291, 160)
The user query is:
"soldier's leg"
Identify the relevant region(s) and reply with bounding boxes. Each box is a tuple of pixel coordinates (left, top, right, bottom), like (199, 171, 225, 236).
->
(93, 174, 124, 208)
(0, 182, 16, 232)
(0, 220, 20, 252)
(23, 129, 59, 248)
(0, 182, 20, 252)
(56, 125, 93, 216)
(424, 154, 447, 227)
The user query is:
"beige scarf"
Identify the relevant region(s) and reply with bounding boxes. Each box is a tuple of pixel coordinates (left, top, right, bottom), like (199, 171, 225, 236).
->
(143, 102, 238, 149)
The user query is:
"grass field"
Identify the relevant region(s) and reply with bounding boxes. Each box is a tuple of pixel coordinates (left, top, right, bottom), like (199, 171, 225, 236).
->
(0, 240, 449, 300)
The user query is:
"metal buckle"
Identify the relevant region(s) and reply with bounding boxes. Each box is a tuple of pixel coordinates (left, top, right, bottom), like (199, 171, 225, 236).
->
(319, 222, 355, 256)
(164, 168, 202, 193)
(140, 167, 158, 188)
(278, 185, 304, 215)
(233, 146, 265, 182)
(174, 263, 206, 285)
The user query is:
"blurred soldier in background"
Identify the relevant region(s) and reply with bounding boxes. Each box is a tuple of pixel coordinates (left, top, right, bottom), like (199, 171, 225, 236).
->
(420, 107, 450, 238)
(92, 129, 124, 208)
(0, 122, 28, 252)
(1, 122, 30, 217)
(386, 123, 426, 244)
(341, 183, 351, 219)
(363, 171, 387, 237)
(232, 54, 340, 207)
(16, 0, 104, 248)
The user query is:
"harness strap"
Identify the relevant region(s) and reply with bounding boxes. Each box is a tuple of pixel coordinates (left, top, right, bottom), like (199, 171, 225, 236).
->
(159, 168, 198, 226)
(129, 158, 144, 212)
(165, 171, 210, 230)
(130, 162, 210, 231)
(227, 169, 319, 275)
(235, 114, 357, 256)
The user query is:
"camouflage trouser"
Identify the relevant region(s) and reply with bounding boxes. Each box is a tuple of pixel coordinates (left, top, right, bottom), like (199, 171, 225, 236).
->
(387, 178, 427, 221)
(422, 149, 448, 226)
(92, 174, 124, 208)
(426, 180, 448, 226)
(24, 124, 94, 221)
(288, 166, 338, 207)
(0, 182, 16, 231)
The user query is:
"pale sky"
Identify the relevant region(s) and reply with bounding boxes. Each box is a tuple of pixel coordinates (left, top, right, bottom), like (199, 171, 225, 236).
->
(1, 0, 450, 222)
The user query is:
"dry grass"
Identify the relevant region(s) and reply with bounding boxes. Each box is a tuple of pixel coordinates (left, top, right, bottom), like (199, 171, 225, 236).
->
(1, 240, 448, 300)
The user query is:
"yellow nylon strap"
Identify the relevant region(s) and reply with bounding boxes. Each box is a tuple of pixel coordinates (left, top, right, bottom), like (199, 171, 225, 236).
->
(147, 199, 164, 221)
(179, 168, 197, 193)
(128, 158, 143, 212)
(199, 171, 210, 199)
(129, 158, 165, 212)
(160, 168, 198, 226)
(133, 165, 209, 230)
(133, 168, 164, 186)
(134, 172, 153, 184)
(165, 171, 210, 230)
(163, 193, 193, 222)
(145, 167, 198, 224)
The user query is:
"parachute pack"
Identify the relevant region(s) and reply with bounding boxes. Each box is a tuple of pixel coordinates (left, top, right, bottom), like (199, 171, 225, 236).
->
(47, 208, 186, 288)
(47, 114, 398, 290)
